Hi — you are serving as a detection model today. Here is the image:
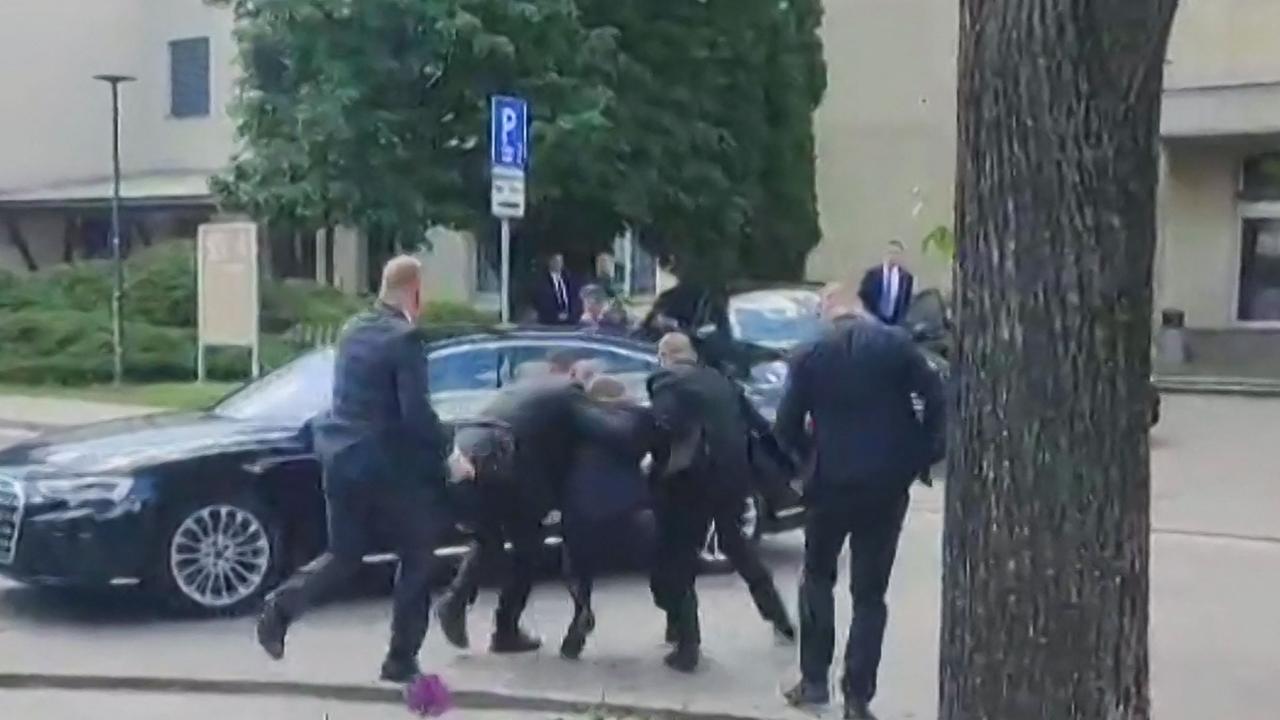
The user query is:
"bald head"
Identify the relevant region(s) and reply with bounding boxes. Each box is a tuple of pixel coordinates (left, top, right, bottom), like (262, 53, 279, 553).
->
(379, 255, 423, 321)
(820, 282, 864, 320)
(657, 332, 698, 367)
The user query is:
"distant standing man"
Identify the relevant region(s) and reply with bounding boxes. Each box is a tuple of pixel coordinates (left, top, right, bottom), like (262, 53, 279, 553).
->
(532, 252, 580, 325)
(647, 333, 795, 673)
(776, 283, 944, 719)
(256, 256, 472, 683)
(858, 240, 915, 325)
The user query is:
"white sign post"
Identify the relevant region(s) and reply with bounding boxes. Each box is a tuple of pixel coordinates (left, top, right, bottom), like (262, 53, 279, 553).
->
(490, 95, 529, 324)
(196, 222, 261, 382)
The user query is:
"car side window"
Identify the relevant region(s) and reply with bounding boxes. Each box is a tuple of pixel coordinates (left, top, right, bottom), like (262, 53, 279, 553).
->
(500, 342, 658, 401)
(427, 348, 499, 393)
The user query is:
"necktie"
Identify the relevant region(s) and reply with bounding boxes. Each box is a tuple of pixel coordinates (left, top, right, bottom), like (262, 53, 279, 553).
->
(881, 267, 896, 320)
(554, 274, 567, 311)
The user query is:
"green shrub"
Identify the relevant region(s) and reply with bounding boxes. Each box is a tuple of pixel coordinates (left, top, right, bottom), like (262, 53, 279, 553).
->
(419, 301, 496, 325)
(260, 278, 366, 333)
(0, 309, 301, 385)
(127, 243, 197, 328)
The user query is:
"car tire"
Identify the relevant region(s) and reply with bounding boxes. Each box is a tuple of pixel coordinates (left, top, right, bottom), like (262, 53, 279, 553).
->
(152, 495, 283, 617)
(699, 493, 763, 575)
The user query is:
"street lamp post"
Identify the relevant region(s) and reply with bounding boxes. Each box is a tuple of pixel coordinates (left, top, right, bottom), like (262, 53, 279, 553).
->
(93, 74, 135, 386)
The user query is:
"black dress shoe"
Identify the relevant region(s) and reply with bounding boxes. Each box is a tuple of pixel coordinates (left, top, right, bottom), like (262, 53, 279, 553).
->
(663, 643, 700, 673)
(255, 603, 288, 661)
(435, 595, 470, 650)
(783, 680, 830, 708)
(559, 609, 596, 661)
(490, 627, 542, 654)
(379, 656, 422, 684)
(843, 697, 879, 720)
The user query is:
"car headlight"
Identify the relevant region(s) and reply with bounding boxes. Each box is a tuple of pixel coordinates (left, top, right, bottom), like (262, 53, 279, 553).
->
(32, 477, 135, 506)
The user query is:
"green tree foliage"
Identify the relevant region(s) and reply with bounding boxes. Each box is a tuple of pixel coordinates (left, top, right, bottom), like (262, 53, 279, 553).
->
(213, 0, 826, 284)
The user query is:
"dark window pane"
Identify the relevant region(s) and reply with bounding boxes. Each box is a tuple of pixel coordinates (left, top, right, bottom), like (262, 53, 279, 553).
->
(428, 348, 499, 392)
(215, 349, 335, 425)
(170, 37, 211, 118)
(1238, 218, 1280, 321)
(1241, 153, 1280, 201)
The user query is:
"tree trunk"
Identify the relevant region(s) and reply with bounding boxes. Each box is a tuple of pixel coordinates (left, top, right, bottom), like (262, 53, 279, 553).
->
(940, 2, 1179, 720)
(322, 225, 335, 286)
(2, 213, 39, 272)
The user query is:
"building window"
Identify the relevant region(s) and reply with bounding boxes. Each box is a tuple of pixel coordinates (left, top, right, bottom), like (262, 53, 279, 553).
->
(169, 37, 211, 118)
(1237, 154, 1280, 322)
(1238, 217, 1280, 322)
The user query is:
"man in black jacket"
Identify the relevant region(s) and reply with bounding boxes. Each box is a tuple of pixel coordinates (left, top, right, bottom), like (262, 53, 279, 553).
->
(858, 240, 915, 325)
(776, 283, 944, 720)
(434, 358, 588, 653)
(647, 332, 794, 673)
(256, 256, 469, 683)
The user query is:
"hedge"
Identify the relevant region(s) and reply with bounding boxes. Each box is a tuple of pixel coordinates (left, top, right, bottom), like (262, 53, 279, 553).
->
(0, 241, 495, 386)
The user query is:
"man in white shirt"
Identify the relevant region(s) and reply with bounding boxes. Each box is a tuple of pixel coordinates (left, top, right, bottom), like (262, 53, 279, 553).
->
(858, 240, 915, 326)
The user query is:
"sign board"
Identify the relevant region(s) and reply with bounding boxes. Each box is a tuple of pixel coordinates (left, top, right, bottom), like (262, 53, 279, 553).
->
(491, 169, 526, 219)
(196, 222, 260, 379)
(490, 95, 529, 172)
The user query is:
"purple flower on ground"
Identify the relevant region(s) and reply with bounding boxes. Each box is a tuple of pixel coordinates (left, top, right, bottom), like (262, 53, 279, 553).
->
(403, 673, 454, 717)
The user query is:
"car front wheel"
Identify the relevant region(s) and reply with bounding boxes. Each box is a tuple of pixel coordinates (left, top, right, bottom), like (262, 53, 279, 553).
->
(154, 497, 282, 616)
(699, 494, 762, 574)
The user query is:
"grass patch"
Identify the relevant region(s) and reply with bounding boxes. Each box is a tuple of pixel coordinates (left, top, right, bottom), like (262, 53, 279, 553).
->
(0, 381, 240, 411)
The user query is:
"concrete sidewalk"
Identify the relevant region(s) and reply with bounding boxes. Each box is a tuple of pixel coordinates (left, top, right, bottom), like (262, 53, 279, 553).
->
(0, 688, 604, 720)
(0, 393, 159, 430)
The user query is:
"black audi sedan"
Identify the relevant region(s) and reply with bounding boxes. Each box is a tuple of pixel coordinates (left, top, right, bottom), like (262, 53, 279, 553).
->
(0, 328, 801, 617)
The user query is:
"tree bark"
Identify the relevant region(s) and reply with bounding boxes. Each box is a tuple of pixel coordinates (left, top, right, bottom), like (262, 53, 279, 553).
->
(941, 2, 1179, 719)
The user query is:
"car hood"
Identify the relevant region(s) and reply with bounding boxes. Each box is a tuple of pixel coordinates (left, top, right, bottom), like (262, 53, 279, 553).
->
(0, 412, 301, 478)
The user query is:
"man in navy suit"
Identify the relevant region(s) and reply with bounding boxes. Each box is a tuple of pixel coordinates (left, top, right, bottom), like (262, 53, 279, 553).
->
(858, 240, 915, 325)
(256, 256, 471, 684)
(776, 283, 944, 720)
(531, 252, 581, 325)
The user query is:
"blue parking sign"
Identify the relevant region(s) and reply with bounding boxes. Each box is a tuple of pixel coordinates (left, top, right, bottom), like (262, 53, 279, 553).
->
(490, 95, 528, 172)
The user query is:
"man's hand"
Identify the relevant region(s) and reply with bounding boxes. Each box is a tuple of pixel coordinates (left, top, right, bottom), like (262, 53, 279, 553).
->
(640, 453, 655, 475)
(447, 448, 475, 484)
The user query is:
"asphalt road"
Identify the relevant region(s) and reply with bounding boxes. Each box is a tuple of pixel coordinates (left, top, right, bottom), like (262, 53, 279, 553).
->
(0, 395, 1278, 719)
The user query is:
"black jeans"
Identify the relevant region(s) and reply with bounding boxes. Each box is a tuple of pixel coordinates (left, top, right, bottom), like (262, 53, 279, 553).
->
(798, 486, 909, 702)
(650, 482, 789, 645)
(270, 478, 446, 663)
(442, 430, 546, 635)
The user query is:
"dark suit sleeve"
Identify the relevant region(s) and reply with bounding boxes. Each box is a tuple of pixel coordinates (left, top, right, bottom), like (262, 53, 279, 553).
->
(774, 345, 815, 460)
(904, 340, 945, 467)
(394, 329, 450, 472)
(898, 272, 915, 323)
(859, 268, 879, 310)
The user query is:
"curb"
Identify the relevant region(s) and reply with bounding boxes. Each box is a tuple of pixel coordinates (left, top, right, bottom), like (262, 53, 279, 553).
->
(0, 419, 48, 433)
(0, 673, 775, 720)
(1154, 376, 1280, 397)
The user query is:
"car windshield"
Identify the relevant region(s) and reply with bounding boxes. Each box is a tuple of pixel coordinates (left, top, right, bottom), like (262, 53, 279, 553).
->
(728, 289, 824, 350)
(213, 349, 336, 425)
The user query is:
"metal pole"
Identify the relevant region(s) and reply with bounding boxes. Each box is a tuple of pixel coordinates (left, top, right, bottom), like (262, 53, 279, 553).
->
(499, 219, 512, 324)
(108, 82, 125, 386)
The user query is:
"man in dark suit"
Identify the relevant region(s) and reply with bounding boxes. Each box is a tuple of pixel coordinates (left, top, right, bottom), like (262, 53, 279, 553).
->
(256, 256, 469, 683)
(858, 240, 915, 325)
(558, 374, 658, 660)
(434, 357, 588, 653)
(531, 252, 581, 325)
(646, 333, 794, 673)
(776, 283, 944, 720)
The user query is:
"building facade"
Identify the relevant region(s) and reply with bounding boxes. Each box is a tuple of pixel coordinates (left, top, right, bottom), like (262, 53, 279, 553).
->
(814, 0, 1280, 360)
(0, 0, 663, 306)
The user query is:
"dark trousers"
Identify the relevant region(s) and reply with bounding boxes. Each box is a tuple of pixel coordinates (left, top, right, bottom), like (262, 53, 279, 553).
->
(562, 508, 654, 622)
(271, 478, 445, 663)
(798, 486, 909, 702)
(650, 482, 789, 645)
(442, 469, 545, 634)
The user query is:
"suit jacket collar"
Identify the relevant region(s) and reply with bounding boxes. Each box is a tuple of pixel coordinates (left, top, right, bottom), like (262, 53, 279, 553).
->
(376, 301, 410, 323)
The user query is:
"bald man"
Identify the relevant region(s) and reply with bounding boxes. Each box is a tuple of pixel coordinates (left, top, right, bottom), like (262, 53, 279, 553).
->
(646, 332, 794, 673)
(258, 255, 464, 684)
(777, 283, 944, 719)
